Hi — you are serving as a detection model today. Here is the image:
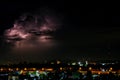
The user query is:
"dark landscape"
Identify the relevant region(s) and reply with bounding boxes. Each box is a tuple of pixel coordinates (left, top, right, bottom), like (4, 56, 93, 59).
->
(0, 1, 120, 80)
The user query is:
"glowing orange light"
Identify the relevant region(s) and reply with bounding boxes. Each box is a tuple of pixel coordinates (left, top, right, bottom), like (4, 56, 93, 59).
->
(32, 68, 36, 71)
(24, 68, 27, 71)
(46, 68, 53, 71)
(42, 68, 45, 71)
(79, 67, 82, 70)
(60, 67, 63, 70)
(89, 67, 92, 70)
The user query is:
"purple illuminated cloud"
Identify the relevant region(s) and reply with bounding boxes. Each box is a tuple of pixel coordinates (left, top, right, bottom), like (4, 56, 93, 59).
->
(4, 12, 61, 40)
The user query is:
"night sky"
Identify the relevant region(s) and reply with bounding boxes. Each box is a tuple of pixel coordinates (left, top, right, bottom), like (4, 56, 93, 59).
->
(0, 1, 120, 64)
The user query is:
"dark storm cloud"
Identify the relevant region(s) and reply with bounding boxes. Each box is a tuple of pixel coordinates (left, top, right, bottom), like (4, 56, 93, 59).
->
(0, 7, 63, 64)
(0, 1, 120, 64)
(4, 9, 62, 39)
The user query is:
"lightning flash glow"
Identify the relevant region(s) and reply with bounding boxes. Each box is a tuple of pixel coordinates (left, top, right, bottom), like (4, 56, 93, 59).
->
(3, 10, 61, 53)
(4, 13, 60, 40)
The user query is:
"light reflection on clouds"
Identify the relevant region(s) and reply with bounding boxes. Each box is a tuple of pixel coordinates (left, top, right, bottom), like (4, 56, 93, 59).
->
(7, 35, 58, 54)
